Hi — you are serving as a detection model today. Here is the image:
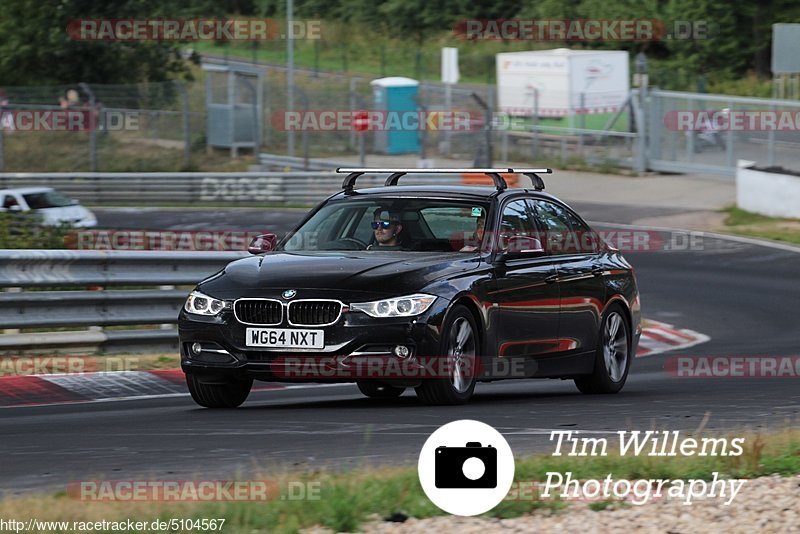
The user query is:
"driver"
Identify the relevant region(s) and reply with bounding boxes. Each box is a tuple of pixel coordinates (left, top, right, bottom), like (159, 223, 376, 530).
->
(367, 208, 404, 249)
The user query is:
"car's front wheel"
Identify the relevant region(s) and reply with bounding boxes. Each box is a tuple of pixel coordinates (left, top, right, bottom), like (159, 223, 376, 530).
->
(186, 373, 253, 408)
(415, 305, 478, 405)
(574, 305, 631, 394)
(357, 381, 405, 398)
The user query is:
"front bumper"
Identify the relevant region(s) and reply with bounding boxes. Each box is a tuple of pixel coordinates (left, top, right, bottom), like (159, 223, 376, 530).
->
(178, 298, 449, 385)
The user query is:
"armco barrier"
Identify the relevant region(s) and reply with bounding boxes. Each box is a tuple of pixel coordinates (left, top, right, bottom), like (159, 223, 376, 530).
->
(0, 250, 247, 353)
(0, 249, 247, 288)
(0, 171, 463, 205)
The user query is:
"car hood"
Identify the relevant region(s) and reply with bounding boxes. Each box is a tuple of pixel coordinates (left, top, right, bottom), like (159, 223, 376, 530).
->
(200, 250, 479, 298)
(36, 205, 96, 226)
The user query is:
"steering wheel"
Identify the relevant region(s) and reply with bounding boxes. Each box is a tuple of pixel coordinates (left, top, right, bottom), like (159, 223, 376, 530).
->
(320, 237, 367, 250)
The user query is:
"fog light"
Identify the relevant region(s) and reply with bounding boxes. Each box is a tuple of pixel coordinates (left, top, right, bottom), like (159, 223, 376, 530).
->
(191, 342, 202, 355)
(394, 345, 410, 358)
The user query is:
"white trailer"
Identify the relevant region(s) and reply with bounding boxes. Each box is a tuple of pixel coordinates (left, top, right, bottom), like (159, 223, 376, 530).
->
(496, 48, 630, 119)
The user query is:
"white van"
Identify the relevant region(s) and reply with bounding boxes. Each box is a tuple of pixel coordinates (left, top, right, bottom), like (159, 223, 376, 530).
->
(0, 187, 97, 227)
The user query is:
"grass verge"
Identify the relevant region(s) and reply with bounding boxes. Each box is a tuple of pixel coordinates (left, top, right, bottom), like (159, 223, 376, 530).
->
(720, 206, 800, 245)
(1, 429, 798, 533)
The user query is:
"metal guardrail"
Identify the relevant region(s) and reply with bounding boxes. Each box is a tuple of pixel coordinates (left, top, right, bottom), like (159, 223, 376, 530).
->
(0, 249, 247, 287)
(0, 170, 466, 205)
(0, 250, 246, 353)
(0, 171, 332, 205)
(0, 289, 188, 329)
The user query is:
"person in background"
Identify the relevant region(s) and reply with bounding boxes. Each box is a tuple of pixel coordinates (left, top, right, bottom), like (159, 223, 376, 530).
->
(0, 90, 13, 132)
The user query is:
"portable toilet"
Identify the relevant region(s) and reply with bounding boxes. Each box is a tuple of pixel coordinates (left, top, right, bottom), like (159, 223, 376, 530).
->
(370, 77, 420, 154)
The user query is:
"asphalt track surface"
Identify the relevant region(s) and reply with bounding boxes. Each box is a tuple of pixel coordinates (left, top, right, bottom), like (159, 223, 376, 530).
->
(2, 204, 799, 495)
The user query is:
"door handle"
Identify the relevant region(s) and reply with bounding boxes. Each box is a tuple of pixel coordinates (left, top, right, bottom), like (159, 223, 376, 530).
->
(591, 268, 604, 277)
(545, 274, 559, 284)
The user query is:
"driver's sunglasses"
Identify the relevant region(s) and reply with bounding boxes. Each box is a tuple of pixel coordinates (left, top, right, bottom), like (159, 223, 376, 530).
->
(371, 220, 397, 230)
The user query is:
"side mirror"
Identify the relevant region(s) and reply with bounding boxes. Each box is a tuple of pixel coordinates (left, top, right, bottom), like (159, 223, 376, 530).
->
(496, 235, 545, 262)
(248, 232, 278, 254)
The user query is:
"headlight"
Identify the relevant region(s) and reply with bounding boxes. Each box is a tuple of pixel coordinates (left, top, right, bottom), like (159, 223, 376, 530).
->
(350, 294, 437, 318)
(184, 291, 226, 316)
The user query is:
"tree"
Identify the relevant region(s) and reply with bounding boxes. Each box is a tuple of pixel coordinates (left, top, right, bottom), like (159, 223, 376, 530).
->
(0, 0, 221, 85)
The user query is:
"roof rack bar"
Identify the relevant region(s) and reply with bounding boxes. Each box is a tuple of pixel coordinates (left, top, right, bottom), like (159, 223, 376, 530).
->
(507, 168, 553, 174)
(335, 167, 552, 192)
(336, 168, 512, 174)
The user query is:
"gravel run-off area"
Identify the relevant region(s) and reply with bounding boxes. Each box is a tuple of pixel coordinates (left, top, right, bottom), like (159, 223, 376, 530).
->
(306, 475, 800, 534)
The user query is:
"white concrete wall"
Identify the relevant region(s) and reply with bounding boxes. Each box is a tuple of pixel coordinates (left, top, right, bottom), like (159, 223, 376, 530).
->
(736, 160, 800, 218)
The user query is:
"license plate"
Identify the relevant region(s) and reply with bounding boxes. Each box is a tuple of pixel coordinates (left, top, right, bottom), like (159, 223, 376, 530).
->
(245, 328, 324, 349)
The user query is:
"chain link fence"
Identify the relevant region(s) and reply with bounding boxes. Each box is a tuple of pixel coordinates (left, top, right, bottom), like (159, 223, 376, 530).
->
(3, 63, 798, 177)
(0, 81, 204, 172)
(646, 90, 800, 175)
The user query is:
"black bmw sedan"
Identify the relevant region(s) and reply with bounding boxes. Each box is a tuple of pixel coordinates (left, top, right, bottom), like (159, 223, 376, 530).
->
(178, 168, 641, 407)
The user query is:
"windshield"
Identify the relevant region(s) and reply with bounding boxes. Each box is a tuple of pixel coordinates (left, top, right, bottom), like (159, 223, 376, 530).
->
(281, 198, 489, 252)
(22, 190, 73, 209)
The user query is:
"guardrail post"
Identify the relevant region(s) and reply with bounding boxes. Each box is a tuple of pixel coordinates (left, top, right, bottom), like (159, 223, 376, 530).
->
(470, 92, 492, 167)
(725, 99, 734, 168)
(79, 83, 98, 172)
(418, 84, 429, 162)
(647, 93, 661, 162)
(633, 87, 648, 173)
(173, 80, 191, 167)
(294, 86, 309, 171)
(767, 101, 776, 166)
(349, 77, 357, 149)
(685, 97, 694, 162)
(262, 67, 271, 150)
(531, 88, 539, 158)
(442, 82, 452, 156)
(578, 92, 585, 158)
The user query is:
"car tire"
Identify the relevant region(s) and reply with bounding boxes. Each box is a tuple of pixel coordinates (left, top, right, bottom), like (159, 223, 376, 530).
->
(357, 381, 405, 398)
(186, 373, 253, 408)
(574, 304, 632, 394)
(415, 305, 479, 405)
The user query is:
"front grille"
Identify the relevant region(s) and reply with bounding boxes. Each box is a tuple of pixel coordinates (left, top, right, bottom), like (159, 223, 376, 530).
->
(234, 299, 283, 325)
(288, 300, 342, 326)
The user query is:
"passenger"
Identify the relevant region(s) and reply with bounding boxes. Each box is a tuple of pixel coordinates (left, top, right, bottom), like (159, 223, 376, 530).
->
(460, 212, 486, 252)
